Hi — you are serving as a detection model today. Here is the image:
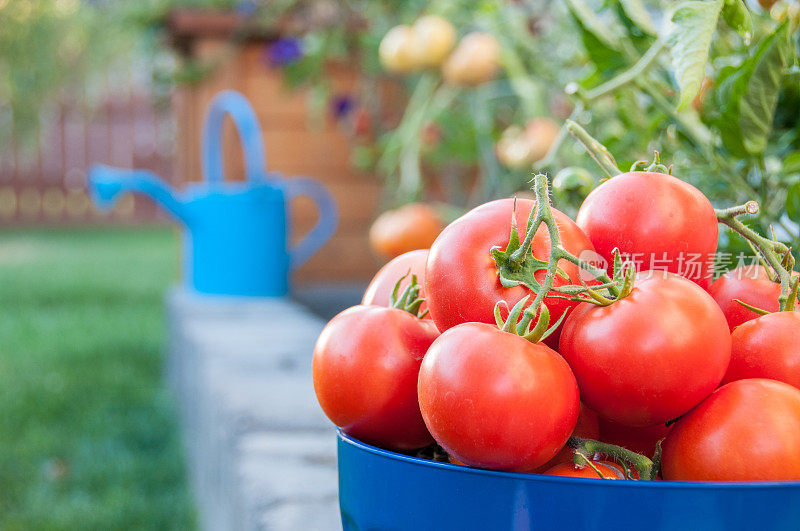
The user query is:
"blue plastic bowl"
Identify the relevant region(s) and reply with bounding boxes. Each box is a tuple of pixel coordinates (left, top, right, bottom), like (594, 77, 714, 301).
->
(337, 430, 800, 531)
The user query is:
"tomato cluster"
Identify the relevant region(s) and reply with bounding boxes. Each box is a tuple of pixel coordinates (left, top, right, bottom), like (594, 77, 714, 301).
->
(313, 169, 800, 482)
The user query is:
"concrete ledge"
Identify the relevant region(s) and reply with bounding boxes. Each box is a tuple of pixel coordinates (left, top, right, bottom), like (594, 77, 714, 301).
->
(166, 289, 340, 531)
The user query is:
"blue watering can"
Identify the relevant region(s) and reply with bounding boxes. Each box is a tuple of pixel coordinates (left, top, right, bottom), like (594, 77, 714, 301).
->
(88, 90, 338, 297)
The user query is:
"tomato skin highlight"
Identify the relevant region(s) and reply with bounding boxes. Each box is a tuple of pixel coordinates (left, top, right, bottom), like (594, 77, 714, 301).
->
(576, 171, 718, 289)
(543, 460, 625, 479)
(708, 265, 781, 331)
(662, 378, 800, 481)
(362, 250, 432, 320)
(425, 198, 595, 346)
(724, 312, 800, 389)
(598, 418, 671, 457)
(417, 322, 580, 472)
(312, 305, 439, 450)
(559, 272, 731, 427)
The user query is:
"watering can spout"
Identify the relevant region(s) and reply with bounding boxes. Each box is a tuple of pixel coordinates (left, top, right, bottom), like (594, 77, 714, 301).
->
(88, 164, 186, 220)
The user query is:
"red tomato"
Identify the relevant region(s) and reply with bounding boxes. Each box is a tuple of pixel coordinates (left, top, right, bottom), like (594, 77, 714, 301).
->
(417, 322, 580, 471)
(543, 460, 626, 479)
(576, 171, 718, 289)
(425, 198, 595, 346)
(362, 250, 431, 319)
(559, 272, 731, 427)
(723, 311, 800, 389)
(313, 305, 439, 450)
(708, 265, 781, 331)
(662, 378, 800, 481)
(598, 419, 671, 457)
(534, 404, 600, 472)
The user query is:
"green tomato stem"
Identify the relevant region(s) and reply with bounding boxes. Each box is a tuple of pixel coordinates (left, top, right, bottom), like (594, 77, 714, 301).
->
(565, 120, 621, 178)
(715, 201, 796, 312)
(568, 436, 656, 480)
(505, 174, 620, 313)
(581, 38, 667, 101)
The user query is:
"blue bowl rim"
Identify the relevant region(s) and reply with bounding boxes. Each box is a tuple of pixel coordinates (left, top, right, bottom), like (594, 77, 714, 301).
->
(337, 429, 800, 490)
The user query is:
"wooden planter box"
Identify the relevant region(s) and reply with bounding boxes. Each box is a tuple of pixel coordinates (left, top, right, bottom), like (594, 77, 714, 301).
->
(168, 10, 382, 283)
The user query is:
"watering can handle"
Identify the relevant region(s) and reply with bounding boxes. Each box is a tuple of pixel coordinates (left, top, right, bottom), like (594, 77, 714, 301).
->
(285, 178, 339, 269)
(202, 90, 267, 184)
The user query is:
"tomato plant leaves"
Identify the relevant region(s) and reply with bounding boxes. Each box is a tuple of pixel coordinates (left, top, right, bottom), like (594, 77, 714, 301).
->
(618, 0, 657, 37)
(785, 182, 800, 224)
(716, 22, 793, 157)
(721, 0, 752, 38)
(669, 0, 724, 111)
(783, 152, 800, 176)
(566, 0, 628, 77)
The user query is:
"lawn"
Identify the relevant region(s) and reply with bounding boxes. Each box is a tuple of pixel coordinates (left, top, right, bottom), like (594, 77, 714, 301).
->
(0, 227, 196, 530)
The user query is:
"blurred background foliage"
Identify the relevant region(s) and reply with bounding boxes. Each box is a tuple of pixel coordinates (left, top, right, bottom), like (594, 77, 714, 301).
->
(1, 0, 799, 254)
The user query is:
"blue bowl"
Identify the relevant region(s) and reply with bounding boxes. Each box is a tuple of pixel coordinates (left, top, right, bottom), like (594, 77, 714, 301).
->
(337, 430, 800, 531)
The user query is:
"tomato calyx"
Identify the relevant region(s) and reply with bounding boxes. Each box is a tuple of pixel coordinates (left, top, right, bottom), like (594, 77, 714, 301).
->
(491, 174, 627, 315)
(389, 272, 429, 318)
(493, 295, 568, 344)
(716, 200, 800, 312)
(490, 197, 570, 292)
(493, 174, 639, 310)
(630, 151, 673, 175)
(568, 436, 658, 480)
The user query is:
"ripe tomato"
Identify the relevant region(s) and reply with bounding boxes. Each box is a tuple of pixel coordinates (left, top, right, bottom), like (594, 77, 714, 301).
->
(543, 460, 626, 479)
(723, 311, 800, 389)
(362, 250, 431, 319)
(662, 378, 800, 481)
(369, 203, 442, 259)
(313, 305, 439, 450)
(559, 272, 731, 427)
(598, 419, 671, 457)
(417, 322, 579, 471)
(576, 171, 718, 289)
(534, 404, 599, 472)
(442, 32, 501, 86)
(425, 198, 595, 346)
(708, 265, 781, 331)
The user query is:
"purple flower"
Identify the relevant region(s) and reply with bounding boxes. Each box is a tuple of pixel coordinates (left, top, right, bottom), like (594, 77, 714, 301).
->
(330, 95, 355, 119)
(265, 38, 304, 67)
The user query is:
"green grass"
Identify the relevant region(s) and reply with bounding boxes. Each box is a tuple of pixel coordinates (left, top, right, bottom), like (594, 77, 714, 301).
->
(0, 227, 196, 530)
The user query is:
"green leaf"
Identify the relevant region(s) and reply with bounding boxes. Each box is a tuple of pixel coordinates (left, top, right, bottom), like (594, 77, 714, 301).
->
(721, 0, 753, 37)
(618, 0, 658, 36)
(669, 0, 724, 111)
(783, 152, 800, 175)
(716, 22, 793, 156)
(566, 0, 628, 76)
(786, 182, 800, 224)
(566, 0, 623, 50)
(739, 23, 793, 155)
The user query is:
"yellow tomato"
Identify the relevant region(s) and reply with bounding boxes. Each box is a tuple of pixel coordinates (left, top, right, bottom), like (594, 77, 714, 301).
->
(379, 25, 418, 73)
(411, 15, 457, 68)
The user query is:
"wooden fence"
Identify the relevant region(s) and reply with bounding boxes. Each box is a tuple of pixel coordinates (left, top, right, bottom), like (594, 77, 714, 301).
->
(0, 67, 177, 226)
